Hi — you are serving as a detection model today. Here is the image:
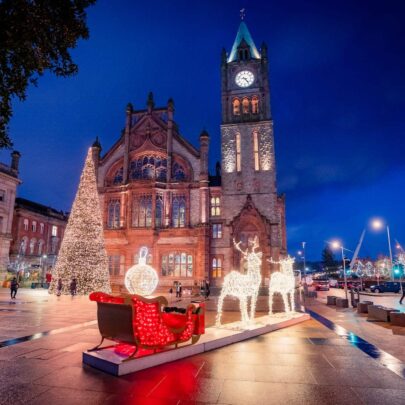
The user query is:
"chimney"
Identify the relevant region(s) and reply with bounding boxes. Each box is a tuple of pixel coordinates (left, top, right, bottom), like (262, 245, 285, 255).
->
(11, 151, 21, 172)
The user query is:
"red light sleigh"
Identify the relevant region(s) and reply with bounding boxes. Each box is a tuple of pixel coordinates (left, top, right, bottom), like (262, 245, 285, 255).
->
(89, 292, 205, 361)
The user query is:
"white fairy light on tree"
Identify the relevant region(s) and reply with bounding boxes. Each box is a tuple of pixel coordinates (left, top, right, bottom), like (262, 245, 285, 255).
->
(216, 236, 262, 328)
(49, 148, 111, 295)
(125, 247, 158, 296)
(268, 256, 295, 314)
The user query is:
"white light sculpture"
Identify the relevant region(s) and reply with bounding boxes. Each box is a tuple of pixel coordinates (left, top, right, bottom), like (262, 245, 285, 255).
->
(268, 256, 296, 315)
(125, 247, 158, 296)
(216, 236, 262, 328)
(365, 261, 375, 277)
(352, 261, 365, 277)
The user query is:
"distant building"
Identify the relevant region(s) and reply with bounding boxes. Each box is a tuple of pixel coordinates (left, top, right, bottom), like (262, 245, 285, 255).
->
(9, 198, 68, 278)
(95, 20, 286, 291)
(0, 151, 21, 274)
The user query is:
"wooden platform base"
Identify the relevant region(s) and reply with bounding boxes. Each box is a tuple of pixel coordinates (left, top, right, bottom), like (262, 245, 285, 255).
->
(82, 312, 310, 376)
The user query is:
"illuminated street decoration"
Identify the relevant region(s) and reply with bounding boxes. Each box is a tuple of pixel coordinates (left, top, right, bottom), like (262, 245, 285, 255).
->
(216, 237, 262, 327)
(268, 256, 295, 314)
(125, 247, 158, 296)
(365, 261, 375, 277)
(49, 148, 111, 295)
(352, 260, 365, 277)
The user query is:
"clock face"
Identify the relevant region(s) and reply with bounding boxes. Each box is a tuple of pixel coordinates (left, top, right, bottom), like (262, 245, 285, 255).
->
(235, 70, 254, 88)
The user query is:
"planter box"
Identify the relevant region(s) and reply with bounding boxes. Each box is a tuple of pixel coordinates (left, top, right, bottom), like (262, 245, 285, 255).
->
(390, 312, 405, 327)
(336, 298, 349, 308)
(368, 305, 400, 322)
(327, 296, 338, 305)
(357, 301, 374, 314)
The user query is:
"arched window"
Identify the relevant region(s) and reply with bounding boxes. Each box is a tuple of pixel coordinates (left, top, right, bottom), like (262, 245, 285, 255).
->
(32, 221, 37, 232)
(172, 162, 186, 181)
(20, 237, 28, 254)
(252, 96, 259, 114)
(38, 240, 44, 255)
(132, 194, 152, 228)
(29, 238, 36, 255)
(236, 133, 241, 172)
(242, 98, 250, 114)
(113, 167, 124, 184)
(233, 99, 241, 116)
(161, 252, 193, 277)
(212, 257, 222, 278)
(130, 155, 167, 182)
(23, 219, 29, 231)
(155, 194, 164, 228)
(210, 197, 220, 216)
(40, 223, 44, 234)
(107, 199, 120, 229)
(253, 131, 260, 171)
(172, 195, 186, 228)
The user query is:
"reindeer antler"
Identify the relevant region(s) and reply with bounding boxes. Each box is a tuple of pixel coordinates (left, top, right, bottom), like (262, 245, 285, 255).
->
(233, 238, 248, 257)
(267, 257, 279, 264)
(249, 236, 260, 252)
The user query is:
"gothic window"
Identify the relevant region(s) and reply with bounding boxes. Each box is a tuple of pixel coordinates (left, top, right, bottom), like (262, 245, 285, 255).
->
(32, 221, 37, 232)
(172, 195, 186, 228)
(155, 194, 164, 228)
(108, 255, 124, 276)
(253, 131, 260, 171)
(236, 133, 241, 172)
(212, 257, 222, 278)
(132, 194, 152, 227)
(210, 197, 220, 216)
(161, 252, 193, 277)
(40, 223, 44, 234)
(212, 224, 222, 239)
(107, 199, 121, 229)
(233, 99, 241, 116)
(29, 238, 36, 255)
(172, 162, 187, 181)
(23, 219, 29, 231)
(113, 167, 124, 184)
(130, 155, 167, 182)
(242, 98, 250, 114)
(252, 96, 259, 114)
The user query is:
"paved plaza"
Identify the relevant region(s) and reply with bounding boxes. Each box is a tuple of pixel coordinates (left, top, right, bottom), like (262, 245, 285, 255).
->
(0, 289, 404, 404)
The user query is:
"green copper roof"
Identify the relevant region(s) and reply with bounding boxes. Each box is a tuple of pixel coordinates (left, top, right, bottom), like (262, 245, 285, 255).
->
(228, 21, 261, 62)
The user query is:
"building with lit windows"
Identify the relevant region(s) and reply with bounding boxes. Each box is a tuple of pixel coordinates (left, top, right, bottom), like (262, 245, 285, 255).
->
(95, 21, 286, 291)
(9, 198, 68, 279)
(0, 151, 21, 277)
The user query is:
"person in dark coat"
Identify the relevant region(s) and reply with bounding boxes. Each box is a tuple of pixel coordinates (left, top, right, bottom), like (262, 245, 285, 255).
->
(70, 278, 77, 296)
(10, 277, 19, 299)
(205, 280, 210, 299)
(400, 282, 405, 304)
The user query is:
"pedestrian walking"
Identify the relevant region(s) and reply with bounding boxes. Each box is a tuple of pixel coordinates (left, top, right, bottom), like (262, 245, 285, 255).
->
(400, 282, 405, 304)
(176, 282, 182, 298)
(205, 279, 210, 299)
(70, 278, 77, 296)
(57, 278, 63, 296)
(10, 277, 19, 299)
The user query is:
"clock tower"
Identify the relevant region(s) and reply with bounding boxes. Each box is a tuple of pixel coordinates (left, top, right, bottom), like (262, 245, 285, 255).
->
(218, 19, 286, 273)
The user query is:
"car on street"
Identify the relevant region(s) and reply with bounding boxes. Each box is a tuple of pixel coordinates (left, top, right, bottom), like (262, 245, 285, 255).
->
(313, 279, 330, 291)
(369, 282, 401, 294)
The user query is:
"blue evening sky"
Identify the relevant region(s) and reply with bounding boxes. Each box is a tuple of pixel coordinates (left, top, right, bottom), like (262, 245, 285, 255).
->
(2, 0, 404, 260)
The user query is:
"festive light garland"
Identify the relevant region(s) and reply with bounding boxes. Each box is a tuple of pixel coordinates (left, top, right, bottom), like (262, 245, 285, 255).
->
(125, 247, 158, 296)
(49, 148, 111, 295)
(216, 237, 262, 328)
(268, 256, 295, 315)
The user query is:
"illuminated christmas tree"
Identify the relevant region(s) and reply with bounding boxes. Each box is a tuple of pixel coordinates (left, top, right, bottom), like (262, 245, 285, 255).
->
(49, 148, 111, 295)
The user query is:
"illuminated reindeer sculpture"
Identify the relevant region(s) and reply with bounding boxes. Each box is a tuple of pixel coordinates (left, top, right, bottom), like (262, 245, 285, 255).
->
(216, 236, 262, 327)
(268, 256, 296, 314)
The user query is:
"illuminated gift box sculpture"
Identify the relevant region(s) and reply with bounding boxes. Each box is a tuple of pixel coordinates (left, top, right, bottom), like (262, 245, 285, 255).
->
(216, 236, 262, 327)
(268, 256, 296, 314)
(89, 292, 204, 361)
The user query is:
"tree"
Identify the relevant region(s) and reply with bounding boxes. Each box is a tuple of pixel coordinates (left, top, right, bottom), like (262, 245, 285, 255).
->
(321, 246, 338, 274)
(49, 147, 111, 295)
(0, 0, 96, 148)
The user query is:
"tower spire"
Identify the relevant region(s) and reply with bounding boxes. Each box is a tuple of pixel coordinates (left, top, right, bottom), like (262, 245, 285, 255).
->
(228, 20, 261, 62)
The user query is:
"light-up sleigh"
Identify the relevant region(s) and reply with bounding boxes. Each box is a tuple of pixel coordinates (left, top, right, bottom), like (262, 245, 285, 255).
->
(89, 292, 205, 361)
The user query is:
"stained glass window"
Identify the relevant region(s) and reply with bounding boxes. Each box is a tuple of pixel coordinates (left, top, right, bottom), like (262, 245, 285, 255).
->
(107, 199, 120, 229)
(172, 162, 186, 181)
(132, 194, 152, 227)
(155, 194, 164, 228)
(172, 195, 186, 228)
(113, 167, 124, 184)
(130, 155, 167, 181)
(161, 252, 193, 277)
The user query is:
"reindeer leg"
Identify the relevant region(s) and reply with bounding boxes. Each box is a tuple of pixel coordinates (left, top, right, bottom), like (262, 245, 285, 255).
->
(250, 292, 258, 323)
(290, 289, 295, 313)
(240, 297, 248, 327)
(268, 290, 273, 315)
(282, 293, 289, 313)
(216, 291, 225, 326)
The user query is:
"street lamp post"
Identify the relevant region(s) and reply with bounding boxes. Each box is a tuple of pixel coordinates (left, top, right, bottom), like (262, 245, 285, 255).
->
(371, 219, 394, 280)
(331, 241, 349, 301)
